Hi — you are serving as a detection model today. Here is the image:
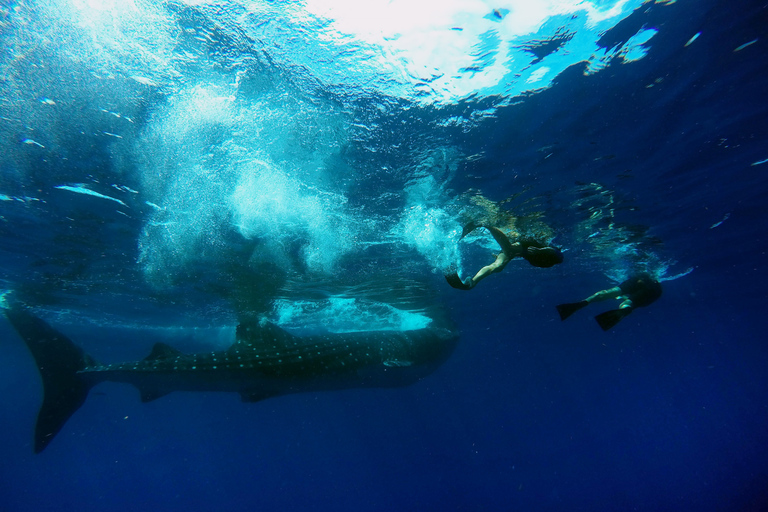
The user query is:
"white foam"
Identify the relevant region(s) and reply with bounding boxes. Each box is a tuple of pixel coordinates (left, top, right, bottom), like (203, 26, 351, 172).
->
(135, 80, 355, 284)
(301, 0, 647, 103)
(230, 160, 354, 273)
(273, 297, 432, 334)
(398, 204, 462, 273)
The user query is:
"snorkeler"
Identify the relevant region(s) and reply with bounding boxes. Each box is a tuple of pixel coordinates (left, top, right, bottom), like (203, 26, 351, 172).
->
(445, 224, 563, 290)
(556, 273, 662, 330)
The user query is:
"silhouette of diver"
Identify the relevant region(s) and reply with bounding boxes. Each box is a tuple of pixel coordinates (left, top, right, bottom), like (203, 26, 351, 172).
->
(445, 223, 563, 290)
(556, 273, 662, 330)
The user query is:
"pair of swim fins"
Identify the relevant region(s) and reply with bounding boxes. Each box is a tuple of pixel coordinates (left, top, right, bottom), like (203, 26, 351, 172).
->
(556, 301, 632, 331)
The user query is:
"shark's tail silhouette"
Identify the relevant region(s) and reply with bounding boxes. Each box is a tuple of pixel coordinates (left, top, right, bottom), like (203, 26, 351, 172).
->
(4, 305, 96, 453)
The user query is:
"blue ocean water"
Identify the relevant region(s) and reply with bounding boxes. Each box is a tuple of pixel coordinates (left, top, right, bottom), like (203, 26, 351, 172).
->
(1, 0, 767, 510)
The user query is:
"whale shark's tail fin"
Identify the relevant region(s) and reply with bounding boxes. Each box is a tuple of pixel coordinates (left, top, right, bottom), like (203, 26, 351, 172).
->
(4, 305, 96, 453)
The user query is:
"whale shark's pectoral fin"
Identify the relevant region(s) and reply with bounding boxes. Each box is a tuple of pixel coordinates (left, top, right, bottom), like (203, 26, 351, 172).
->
(239, 390, 274, 403)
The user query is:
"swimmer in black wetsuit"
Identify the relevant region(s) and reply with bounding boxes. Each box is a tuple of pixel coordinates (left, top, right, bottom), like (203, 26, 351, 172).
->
(556, 273, 662, 330)
(445, 224, 563, 290)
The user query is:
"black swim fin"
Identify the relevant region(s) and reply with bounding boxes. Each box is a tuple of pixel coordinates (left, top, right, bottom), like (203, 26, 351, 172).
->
(459, 221, 480, 240)
(595, 308, 632, 331)
(4, 305, 96, 453)
(556, 301, 588, 321)
(445, 272, 473, 290)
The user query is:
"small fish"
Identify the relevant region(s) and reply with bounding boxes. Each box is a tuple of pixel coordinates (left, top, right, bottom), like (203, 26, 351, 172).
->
(733, 39, 758, 52)
(684, 32, 701, 47)
(709, 213, 730, 229)
(22, 139, 44, 148)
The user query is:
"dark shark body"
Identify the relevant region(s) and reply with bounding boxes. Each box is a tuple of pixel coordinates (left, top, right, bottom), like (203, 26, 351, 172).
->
(4, 306, 458, 453)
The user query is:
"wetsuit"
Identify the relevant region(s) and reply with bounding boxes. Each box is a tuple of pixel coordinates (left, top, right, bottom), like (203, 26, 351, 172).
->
(519, 240, 563, 268)
(618, 273, 662, 308)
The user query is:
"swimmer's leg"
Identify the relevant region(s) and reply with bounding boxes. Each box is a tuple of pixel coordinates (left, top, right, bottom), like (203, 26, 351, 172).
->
(557, 286, 622, 321)
(585, 286, 623, 304)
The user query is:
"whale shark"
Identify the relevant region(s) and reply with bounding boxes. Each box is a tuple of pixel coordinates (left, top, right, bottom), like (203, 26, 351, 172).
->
(4, 305, 458, 453)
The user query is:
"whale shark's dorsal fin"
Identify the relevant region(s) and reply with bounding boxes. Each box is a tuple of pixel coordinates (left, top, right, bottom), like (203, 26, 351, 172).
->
(138, 343, 182, 403)
(232, 321, 297, 351)
(138, 386, 171, 403)
(143, 342, 184, 361)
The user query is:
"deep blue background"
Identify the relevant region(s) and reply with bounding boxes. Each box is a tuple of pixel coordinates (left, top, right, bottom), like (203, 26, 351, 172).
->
(3, 276, 768, 511)
(2, 0, 768, 511)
